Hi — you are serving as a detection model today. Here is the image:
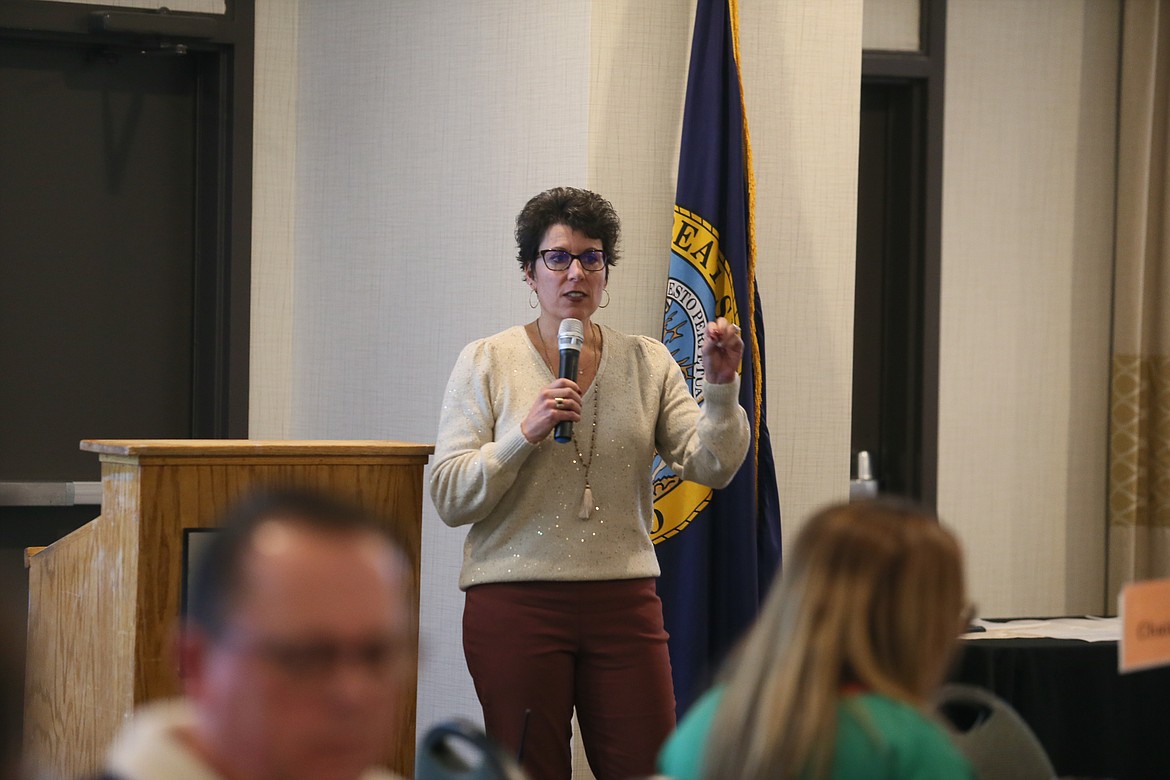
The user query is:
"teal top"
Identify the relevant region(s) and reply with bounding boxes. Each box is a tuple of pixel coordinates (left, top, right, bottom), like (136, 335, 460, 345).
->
(657, 687, 974, 780)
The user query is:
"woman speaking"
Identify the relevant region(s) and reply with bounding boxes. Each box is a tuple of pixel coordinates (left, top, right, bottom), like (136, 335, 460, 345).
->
(429, 186, 749, 780)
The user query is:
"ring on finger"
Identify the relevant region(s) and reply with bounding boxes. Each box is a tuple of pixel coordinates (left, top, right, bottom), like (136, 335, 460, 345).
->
(554, 397, 564, 409)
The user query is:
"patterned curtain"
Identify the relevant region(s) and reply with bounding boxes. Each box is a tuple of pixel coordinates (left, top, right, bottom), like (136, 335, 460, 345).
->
(1108, 0, 1170, 605)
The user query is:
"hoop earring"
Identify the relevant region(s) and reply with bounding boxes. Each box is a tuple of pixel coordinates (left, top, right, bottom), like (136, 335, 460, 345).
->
(529, 289, 539, 309)
(600, 289, 610, 308)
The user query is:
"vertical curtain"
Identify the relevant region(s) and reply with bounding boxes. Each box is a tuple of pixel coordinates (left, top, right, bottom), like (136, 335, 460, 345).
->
(1108, 0, 1170, 604)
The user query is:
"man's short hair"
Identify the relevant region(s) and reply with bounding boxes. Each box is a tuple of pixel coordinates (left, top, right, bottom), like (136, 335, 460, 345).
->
(186, 486, 407, 640)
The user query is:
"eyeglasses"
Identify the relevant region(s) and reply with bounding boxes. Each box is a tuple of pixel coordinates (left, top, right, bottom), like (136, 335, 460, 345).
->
(221, 633, 416, 684)
(538, 249, 606, 272)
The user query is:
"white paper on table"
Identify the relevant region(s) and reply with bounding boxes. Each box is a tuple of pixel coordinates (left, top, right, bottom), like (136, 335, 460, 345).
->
(961, 616, 1120, 642)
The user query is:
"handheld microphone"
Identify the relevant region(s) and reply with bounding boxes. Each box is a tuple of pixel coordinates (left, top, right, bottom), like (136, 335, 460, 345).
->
(554, 318, 585, 443)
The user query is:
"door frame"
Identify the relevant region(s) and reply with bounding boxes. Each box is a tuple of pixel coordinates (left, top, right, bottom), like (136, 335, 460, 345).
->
(0, 0, 253, 437)
(856, 0, 945, 505)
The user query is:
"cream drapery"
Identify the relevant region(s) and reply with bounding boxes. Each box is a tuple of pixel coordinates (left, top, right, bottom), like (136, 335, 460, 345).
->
(1108, 0, 1170, 605)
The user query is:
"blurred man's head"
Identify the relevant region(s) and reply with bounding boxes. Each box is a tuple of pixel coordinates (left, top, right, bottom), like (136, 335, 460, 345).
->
(178, 488, 413, 780)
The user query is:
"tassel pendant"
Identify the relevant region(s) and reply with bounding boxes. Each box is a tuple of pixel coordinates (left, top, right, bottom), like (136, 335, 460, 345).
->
(579, 484, 594, 520)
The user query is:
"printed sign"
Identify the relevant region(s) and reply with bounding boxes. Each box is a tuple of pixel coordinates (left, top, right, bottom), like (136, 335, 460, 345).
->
(1119, 576, 1170, 673)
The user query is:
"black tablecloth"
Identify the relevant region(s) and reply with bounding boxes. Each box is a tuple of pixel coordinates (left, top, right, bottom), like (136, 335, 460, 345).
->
(952, 637, 1170, 780)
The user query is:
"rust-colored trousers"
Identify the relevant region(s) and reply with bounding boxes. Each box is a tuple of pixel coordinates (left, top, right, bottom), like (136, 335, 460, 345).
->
(463, 578, 676, 780)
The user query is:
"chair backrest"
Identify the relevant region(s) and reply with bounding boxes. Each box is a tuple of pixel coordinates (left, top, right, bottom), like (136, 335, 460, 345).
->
(934, 683, 1056, 780)
(415, 719, 529, 780)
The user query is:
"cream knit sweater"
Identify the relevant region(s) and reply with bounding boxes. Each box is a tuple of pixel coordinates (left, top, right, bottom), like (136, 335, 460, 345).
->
(430, 324, 750, 590)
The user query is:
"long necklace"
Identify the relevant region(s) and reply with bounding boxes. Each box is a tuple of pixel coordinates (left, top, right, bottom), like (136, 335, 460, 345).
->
(535, 319, 602, 519)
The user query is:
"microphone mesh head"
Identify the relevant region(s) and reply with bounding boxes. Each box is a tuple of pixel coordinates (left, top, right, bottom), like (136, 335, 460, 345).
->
(558, 318, 585, 351)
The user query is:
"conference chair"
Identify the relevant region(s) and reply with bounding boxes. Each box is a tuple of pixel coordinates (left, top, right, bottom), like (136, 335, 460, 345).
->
(935, 683, 1056, 780)
(415, 719, 529, 780)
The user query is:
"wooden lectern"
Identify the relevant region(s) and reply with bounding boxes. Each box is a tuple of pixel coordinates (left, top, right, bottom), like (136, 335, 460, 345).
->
(24, 439, 433, 779)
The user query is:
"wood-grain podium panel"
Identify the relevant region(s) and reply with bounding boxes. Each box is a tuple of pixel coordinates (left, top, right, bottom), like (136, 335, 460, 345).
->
(24, 440, 433, 779)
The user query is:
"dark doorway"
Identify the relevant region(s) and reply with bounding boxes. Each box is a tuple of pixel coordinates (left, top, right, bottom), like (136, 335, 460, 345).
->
(852, 80, 927, 500)
(1, 39, 200, 481)
(853, 1, 945, 506)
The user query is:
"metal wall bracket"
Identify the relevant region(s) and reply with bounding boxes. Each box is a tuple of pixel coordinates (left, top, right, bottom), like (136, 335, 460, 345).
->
(0, 481, 102, 506)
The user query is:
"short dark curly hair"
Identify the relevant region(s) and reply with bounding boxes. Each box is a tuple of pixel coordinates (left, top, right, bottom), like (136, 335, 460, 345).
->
(515, 187, 621, 277)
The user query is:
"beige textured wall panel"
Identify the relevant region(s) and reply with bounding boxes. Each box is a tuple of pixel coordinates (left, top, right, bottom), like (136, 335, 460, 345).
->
(587, 0, 692, 342)
(863, 0, 920, 51)
(940, 0, 1118, 617)
(250, 0, 299, 438)
(741, 1, 862, 546)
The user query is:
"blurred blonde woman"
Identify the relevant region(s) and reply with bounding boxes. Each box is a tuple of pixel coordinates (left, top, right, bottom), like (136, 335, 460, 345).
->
(657, 500, 975, 780)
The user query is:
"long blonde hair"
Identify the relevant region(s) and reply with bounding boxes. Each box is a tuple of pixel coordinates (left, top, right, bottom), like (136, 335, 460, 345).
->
(701, 500, 967, 780)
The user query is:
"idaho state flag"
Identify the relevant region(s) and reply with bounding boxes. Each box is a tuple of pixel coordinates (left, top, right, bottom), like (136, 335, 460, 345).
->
(653, 0, 782, 717)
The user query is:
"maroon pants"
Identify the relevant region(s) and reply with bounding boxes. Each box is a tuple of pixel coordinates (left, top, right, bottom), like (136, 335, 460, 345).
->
(463, 578, 676, 780)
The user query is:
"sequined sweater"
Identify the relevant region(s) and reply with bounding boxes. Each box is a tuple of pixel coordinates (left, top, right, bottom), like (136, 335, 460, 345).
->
(430, 324, 750, 590)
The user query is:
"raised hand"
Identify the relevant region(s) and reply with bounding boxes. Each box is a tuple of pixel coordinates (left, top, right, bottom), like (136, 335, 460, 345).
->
(703, 317, 744, 385)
